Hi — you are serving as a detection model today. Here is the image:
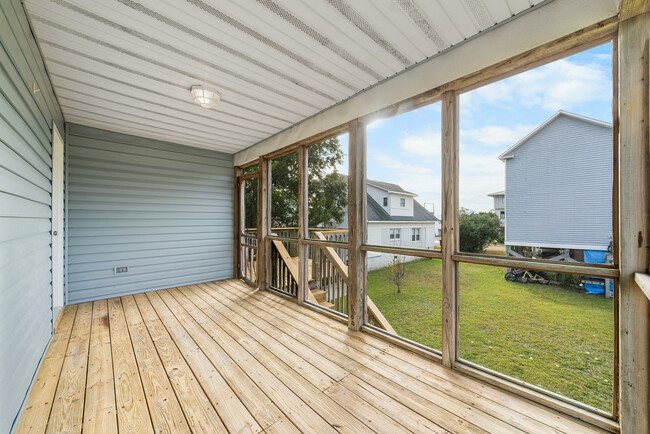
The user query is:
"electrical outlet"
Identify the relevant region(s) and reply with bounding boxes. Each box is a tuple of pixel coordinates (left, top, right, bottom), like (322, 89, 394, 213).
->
(114, 266, 128, 274)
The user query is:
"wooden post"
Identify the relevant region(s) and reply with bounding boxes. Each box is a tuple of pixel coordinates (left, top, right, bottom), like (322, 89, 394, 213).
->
(441, 91, 459, 368)
(348, 120, 366, 331)
(298, 146, 309, 304)
(257, 157, 270, 290)
(233, 167, 243, 280)
(618, 10, 650, 433)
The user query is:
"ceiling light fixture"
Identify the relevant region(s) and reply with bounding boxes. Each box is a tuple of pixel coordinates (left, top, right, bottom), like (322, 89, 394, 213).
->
(191, 85, 220, 108)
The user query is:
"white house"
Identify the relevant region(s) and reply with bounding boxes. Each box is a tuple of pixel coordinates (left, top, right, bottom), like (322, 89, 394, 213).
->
(497, 111, 613, 259)
(334, 178, 440, 270)
(488, 190, 506, 230)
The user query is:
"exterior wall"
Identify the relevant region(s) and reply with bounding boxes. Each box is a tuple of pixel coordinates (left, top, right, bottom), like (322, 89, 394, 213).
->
(492, 194, 505, 209)
(505, 115, 612, 250)
(367, 221, 437, 270)
(0, 0, 64, 432)
(367, 184, 389, 212)
(67, 124, 234, 303)
(389, 193, 413, 216)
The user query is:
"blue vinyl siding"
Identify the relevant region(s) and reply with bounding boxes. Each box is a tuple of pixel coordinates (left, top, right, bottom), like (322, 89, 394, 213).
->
(504, 114, 613, 249)
(0, 0, 64, 432)
(66, 124, 234, 303)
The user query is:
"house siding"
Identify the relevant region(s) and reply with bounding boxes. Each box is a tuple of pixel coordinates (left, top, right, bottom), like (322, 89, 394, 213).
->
(66, 124, 234, 303)
(504, 114, 612, 249)
(0, 0, 64, 432)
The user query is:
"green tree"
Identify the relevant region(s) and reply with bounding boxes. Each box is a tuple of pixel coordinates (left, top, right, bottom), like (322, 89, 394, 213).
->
(459, 208, 502, 253)
(243, 138, 347, 230)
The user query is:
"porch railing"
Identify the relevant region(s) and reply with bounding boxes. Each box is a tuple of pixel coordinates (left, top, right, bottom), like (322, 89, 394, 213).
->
(270, 239, 298, 297)
(240, 234, 257, 284)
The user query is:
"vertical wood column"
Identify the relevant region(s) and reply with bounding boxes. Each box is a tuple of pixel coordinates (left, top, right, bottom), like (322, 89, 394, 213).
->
(258, 157, 270, 290)
(348, 120, 367, 331)
(618, 11, 650, 433)
(441, 91, 459, 368)
(233, 167, 243, 280)
(298, 146, 309, 304)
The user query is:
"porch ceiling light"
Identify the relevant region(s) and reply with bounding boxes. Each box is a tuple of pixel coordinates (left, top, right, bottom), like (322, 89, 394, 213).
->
(191, 85, 220, 108)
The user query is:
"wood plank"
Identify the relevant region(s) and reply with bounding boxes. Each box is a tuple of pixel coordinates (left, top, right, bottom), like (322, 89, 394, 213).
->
(297, 145, 308, 303)
(620, 0, 650, 21)
(257, 157, 270, 290)
(45, 302, 92, 434)
(244, 281, 604, 434)
(234, 167, 243, 279)
(214, 281, 495, 433)
(618, 12, 650, 434)
(83, 300, 117, 434)
(347, 119, 366, 330)
(132, 293, 229, 434)
(441, 90, 459, 368)
(179, 285, 346, 389)
(121, 295, 190, 433)
(106, 297, 153, 433)
(145, 291, 260, 433)
(227, 280, 605, 433)
(15, 305, 77, 434)
(366, 296, 396, 334)
(153, 288, 341, 434)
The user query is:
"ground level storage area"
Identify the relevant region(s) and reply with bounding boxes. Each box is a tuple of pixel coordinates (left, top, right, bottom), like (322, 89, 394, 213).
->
(15, 279, 609, 434)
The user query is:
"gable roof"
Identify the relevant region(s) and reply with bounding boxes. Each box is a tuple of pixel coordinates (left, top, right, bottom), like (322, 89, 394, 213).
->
(367, 179, 417, 197)
(498, 111, 612, 161)
(487, 190, 505, 197)
(367, 195, 439, 222)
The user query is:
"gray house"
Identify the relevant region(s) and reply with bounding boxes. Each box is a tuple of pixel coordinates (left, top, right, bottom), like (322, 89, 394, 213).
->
(498, 111, 613, 253)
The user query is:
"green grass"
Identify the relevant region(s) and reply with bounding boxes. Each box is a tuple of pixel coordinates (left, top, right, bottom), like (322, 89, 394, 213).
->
(367, 258, 614, 411)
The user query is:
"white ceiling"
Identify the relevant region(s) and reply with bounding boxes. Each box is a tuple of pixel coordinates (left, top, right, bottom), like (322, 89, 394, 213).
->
(26, 0, 546, 154)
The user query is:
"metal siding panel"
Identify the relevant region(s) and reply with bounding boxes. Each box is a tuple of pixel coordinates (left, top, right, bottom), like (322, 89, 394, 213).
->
(505, 115, 613, 249)
(67, 123, 234, 304)
(0, 2, 62, 431)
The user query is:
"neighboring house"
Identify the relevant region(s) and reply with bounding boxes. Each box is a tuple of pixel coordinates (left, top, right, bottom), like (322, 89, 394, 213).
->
(334, 178, 440, 271)
(488, 190, 506, 230)
(498, 111, 613, 258)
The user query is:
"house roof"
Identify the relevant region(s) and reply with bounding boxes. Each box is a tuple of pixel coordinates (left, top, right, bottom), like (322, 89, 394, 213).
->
(498, 111, 613, 161)
(367, 179, 417, 197)
(367, 195, 439, 223)
(487, 190, 505, 197)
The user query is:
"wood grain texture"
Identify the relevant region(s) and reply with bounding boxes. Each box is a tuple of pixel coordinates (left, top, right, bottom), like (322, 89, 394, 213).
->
(441, 91, 459, 368)
(18, 280, 610, 434)
(620, 0, 650, 21)
(15, 305, 77, 434)
(618, 12, 650, 433)
(107, 297, 153, 433)
(347, 119, 367, 330)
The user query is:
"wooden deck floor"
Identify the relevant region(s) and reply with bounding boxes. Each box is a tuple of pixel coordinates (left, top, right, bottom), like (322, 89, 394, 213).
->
(16, 279, 607, 433)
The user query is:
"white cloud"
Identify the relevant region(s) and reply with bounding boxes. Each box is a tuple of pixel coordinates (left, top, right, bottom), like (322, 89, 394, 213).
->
(461, 124, 534, 147)
(374, 152, 432, 174)
(398, 131, 441, 157)
(463, 58, 611, 114)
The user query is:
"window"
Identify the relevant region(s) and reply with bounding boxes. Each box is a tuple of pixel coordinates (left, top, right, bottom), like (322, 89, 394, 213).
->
(412, 228, 421, 241)
(389, 228, 400, 239)
(383, 197, 388, 206)
(400, 198, 406, 207)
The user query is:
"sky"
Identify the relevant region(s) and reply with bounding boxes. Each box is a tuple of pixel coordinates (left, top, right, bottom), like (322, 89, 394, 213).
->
(336, 42, 613, 218)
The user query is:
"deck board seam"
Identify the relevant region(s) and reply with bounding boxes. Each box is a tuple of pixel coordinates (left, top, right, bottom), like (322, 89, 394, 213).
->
(162, 287, 334, 433)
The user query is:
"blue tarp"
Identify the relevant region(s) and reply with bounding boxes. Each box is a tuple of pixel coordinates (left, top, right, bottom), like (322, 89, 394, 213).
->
(583, 250, 610, 294)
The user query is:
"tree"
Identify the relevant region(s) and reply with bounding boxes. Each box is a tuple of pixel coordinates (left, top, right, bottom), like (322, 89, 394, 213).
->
(459, 208, 502, 253)
(244, 138, 347, 230)
(387, 255, 407, 294)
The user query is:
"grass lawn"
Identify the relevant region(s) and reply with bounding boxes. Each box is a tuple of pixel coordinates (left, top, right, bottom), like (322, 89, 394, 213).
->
(367, 258, 614, 411)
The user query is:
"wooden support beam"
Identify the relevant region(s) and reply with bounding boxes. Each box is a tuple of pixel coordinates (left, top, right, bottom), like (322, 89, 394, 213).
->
(618, 12, 650, 433)
(620, 0, 650, 22)
(347, 120, 366, 331)
(441, 91, 459, 368)
(297, 146, 308, 304)
(257, 157, 270, 290)
(233, 167, 243, 280)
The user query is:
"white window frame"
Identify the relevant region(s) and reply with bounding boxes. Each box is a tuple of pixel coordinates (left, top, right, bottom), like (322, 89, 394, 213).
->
(400, 198, 405, 207)
(389, 228, 401, 239)
(412, 228, 421, 241)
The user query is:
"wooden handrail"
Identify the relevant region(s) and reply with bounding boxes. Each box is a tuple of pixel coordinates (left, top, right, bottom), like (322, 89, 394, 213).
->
(634, 273, 650, 300)
(313, 232, 348, 277)
(271, 239, 318, 303)
(366, 296, 396, 334)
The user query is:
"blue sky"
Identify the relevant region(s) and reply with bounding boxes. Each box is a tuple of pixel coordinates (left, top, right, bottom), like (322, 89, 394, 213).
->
(337, 42, 612, 217)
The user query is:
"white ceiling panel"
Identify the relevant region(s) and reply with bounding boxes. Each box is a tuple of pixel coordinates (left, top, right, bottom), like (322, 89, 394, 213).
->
(26, 0, 546, 153)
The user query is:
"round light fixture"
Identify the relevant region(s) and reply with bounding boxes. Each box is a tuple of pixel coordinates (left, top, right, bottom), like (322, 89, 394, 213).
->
(191, 85, 220, 108)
